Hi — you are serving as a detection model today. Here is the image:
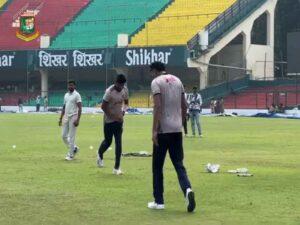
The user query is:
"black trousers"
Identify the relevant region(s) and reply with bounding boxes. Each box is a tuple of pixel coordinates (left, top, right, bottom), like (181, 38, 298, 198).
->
(152, 132, 192, 204)
(36, 104, 40, 112)
(183, 118, 188, 135)
(98, 121, 123, 169)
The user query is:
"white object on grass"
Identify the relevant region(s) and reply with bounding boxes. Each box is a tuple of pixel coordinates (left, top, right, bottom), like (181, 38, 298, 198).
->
(12, 145, 16, 149)
(206, 163, 220, 173)
(89, 145, 94, 150)
(227, 168, 249, 174)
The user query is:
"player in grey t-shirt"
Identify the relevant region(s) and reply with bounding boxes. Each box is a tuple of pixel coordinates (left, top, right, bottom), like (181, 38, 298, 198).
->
(97, 74, 129, 175)
(147, 62, 196, 213)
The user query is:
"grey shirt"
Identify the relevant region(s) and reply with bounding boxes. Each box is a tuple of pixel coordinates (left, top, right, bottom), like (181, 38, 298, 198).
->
(151, 74, 184, 134)
(103, 85, 128, 123)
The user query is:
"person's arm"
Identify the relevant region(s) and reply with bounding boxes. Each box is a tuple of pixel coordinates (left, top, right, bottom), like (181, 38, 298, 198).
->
(122, 88, 129, 115)
(101, 100, 110, 116)
(73, 102, 82, 127)
(59, 104, 65, 126)
(199, 94, 203, 107)
(152, 94, 162, 146)
(123, 99, 129, 115)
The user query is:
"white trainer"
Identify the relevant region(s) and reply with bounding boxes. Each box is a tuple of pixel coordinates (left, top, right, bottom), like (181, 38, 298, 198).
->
(97, 157, 104, 168)
(147, 202, 165, 210)
(65, 153, 74, 161)
(113, 168, 123, 175)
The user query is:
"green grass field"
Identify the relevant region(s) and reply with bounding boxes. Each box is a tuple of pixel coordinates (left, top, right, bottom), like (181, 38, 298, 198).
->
(0, 114, 299, 225)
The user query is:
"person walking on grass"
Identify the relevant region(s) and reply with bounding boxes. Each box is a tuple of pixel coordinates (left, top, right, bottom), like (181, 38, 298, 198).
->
(97, 74, 129, 175)
(148, 62, 196, 213)
(59, 80, 82, 161)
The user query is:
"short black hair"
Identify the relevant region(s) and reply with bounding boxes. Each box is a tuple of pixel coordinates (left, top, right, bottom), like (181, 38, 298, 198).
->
(150, 61, 166, 72)
(193, 86, 198, 90)
(116, 74, 127, 84)
(68, 80, 76, 85)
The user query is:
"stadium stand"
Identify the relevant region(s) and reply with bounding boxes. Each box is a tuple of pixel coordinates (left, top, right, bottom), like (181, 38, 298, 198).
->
(0, 0, 8, 9)
(130, 0, 236, 46)
(0, 92, 37, 106)
(0, 0, 90, 50)
(129, 91, 152, 108)
(50, 0, 171, 49)
(24, 90, 104, 107)
(224, 85, 300, 109)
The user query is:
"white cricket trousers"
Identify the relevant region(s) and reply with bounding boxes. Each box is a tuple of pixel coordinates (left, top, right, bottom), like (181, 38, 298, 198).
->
(62, 114, 78, 156)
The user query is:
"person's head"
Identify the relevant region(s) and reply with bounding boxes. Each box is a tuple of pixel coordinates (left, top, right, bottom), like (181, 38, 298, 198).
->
(68, 80, 76, 93)
(150, 62, 166, 77)
(114, 74, 127, 92)
(192, 86, 198, 94)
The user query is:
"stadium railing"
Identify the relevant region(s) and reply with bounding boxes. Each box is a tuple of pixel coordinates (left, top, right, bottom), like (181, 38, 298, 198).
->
(200, 75, 250, 103)
(188, 0, 267, 54)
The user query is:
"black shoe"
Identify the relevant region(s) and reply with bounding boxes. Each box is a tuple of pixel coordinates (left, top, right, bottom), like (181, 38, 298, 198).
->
(74, 146, 79, 154)
(186, 189, 196, 213)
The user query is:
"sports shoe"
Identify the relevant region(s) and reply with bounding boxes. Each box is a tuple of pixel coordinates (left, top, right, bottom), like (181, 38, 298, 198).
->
(113, 168, 123, 175)
(97, 157, 104, 168)
(186, 188, 196, 213)
(65, 153, 74, 161)
(74, 146, 79, 155)
(147, 202, 165, 210)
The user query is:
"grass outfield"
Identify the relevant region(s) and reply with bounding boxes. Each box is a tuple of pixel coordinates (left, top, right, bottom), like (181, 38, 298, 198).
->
(0, 114, 299, 225)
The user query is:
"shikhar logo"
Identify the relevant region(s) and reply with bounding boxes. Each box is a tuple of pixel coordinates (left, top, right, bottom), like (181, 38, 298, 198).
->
(0, 54, 15, 67)
(126, 49, 172, 66)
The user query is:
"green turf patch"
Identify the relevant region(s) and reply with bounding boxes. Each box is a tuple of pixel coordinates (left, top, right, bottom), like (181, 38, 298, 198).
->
(0, 114, 299, 225)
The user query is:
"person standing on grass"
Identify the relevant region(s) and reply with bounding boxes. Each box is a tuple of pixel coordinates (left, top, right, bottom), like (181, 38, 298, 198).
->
(189, 86, 203, 137)
(36, 95, 41, 112)
(44, 96, 48, 112)
(18, 97, 23, 113)
(148, 62, 196, 213)
(0, 96, 2, 112)
(59, 80, 82, 161)
(97, 74, 129, 175)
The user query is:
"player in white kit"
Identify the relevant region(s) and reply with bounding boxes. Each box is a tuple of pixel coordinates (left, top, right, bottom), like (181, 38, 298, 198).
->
(59, 80, 82, 161)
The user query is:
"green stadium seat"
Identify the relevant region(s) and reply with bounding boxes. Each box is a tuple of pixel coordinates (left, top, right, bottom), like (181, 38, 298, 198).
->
(50, 0, 171, 49)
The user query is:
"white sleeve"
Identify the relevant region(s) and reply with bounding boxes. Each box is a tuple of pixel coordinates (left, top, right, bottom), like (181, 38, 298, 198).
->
(199, 94, 203, 106)
(76, 93, 82, 103)
(103, 89, 111, 102)
(151, 80, 160, 95)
